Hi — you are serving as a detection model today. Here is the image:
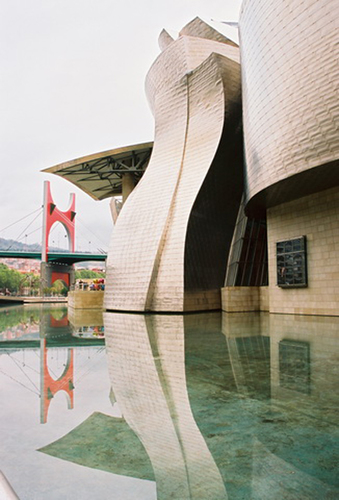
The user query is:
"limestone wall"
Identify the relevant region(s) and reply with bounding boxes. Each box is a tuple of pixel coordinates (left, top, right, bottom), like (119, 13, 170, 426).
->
(267, 187, 339, 316)
(222, 187, 339, 316)
(221, 287, 269, 313)
(68, 290, 104, 310)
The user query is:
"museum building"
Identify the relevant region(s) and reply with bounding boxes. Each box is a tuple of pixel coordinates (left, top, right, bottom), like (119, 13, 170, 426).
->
(229, 0, 339, 316)
(45, 0, 339, 316)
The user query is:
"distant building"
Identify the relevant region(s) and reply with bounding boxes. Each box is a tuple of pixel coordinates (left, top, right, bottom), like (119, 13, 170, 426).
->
(0, 258, 40, 274)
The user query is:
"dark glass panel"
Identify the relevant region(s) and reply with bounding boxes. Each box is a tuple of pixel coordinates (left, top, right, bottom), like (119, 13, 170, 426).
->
(276, 237, 307, 288)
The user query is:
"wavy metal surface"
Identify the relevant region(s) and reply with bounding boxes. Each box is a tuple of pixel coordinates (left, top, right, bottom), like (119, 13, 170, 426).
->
(239, 0, 339, 217)
(105, 19, 242, 312)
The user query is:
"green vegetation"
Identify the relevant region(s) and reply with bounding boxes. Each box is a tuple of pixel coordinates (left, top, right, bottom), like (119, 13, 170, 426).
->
(75, 269, 105, 280)
(0, 305, 68, 333)
(43, 279, 68, 297)
(52, 279, 68, 296)
(0, 263, 40, 295)
(0, 264, 105, 296)
(0, 306, 40, 332)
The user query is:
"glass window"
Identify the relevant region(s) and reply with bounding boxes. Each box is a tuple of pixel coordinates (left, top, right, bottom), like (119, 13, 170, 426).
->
(276, 236, 307, 288)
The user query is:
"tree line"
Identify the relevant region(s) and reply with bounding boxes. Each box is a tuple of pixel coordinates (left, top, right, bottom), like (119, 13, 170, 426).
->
(0, 264, 105, 295)
(0, 264, 39, 295)
(75, 269, 105, 280)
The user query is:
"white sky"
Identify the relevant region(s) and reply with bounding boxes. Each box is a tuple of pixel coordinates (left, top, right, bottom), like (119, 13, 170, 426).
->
(0, 0, 241, 252)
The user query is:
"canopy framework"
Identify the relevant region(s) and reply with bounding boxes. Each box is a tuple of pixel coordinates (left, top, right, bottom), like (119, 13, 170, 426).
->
(43, 142, 153, 201)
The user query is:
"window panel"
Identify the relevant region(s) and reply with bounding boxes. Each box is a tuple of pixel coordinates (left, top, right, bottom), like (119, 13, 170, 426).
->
(276, 236, 307, 288)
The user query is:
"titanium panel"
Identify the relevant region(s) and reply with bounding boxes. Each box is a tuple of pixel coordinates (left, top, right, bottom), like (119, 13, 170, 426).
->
(105, 19, 243, 312)
(239, 0, 339, 216)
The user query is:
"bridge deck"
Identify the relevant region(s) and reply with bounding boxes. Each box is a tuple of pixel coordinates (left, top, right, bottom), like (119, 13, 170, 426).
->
(0, 251, 106, 264)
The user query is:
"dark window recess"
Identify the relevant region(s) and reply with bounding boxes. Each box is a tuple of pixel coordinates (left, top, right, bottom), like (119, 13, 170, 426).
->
(225, 196, 268, 287)
(277, 236, 307, 288)
(227, 218, 268, 287)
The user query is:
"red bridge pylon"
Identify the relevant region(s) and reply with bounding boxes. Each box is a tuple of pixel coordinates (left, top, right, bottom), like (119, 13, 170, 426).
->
(40, 181, 76, 290)
(41, 180, 76, 262)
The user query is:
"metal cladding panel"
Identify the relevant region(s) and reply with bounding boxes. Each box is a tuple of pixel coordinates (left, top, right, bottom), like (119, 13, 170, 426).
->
(105, 80, 188, 312)
(105, 19, 243, 312)
(184, 56, 243, 295)
(239, 0, 339, 216)
(145, 35, 239, 114)
(148, 54, 242, 312)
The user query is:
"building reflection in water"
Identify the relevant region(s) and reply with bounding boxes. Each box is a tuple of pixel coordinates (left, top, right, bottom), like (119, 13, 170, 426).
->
(102, 311, 338, 500)
(68, 307, 105, 338)
(269, 314, 338, 423)
(104, 312, 228, 500)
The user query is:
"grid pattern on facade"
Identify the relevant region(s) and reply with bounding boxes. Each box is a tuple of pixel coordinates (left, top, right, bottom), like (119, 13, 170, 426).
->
(276, 236, 307, 288)
(239, 0, 339, 216)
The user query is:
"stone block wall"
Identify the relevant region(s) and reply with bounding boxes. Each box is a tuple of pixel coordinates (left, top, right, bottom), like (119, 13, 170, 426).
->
(221, 287, 269, 313)
(222, 287, 260, 312)
(267, 187, 339, 316)
(222, 186, 339, 316)
(68, 290, 104, 310)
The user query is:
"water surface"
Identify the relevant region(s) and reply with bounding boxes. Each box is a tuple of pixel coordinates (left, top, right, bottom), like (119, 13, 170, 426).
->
(0, 305, 338, 499)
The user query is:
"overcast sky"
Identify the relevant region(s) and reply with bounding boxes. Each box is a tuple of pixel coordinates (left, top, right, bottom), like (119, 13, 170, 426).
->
(0, 0, 241, 252)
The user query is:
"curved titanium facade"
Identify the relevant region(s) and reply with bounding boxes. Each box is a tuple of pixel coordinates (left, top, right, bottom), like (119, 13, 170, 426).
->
(105, 18, 243, 312)
(239, 0, 339, 217)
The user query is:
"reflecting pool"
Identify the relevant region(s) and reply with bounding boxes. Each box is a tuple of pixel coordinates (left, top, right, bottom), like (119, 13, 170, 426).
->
(0, 305, 338, 499)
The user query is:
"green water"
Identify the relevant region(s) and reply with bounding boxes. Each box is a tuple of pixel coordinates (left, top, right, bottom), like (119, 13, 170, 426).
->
(0, 305, 338, 499)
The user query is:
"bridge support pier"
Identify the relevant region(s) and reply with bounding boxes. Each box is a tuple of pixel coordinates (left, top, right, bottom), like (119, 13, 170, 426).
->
(40, 261, 75, 294)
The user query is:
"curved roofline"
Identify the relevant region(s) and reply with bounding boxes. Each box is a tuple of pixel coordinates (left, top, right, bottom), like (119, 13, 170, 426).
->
(42, 141, 154, 201)
(42, 141, 154, 174)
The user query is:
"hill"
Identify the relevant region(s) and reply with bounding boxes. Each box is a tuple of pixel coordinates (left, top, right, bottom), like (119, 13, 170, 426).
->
(0, 238, 64, 253)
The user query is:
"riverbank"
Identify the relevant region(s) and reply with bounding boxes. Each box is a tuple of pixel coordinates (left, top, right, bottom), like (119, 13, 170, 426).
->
(0, 296, 67, 305)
